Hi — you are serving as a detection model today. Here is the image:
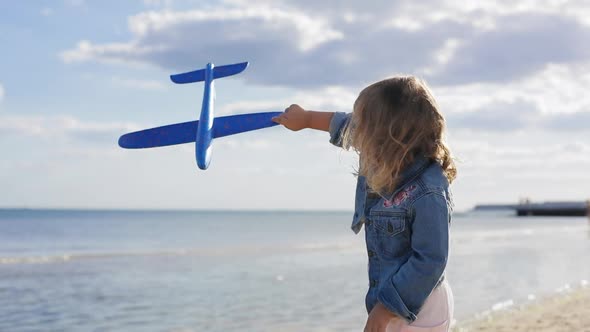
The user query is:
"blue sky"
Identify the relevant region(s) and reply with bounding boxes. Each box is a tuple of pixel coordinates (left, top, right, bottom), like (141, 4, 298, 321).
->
(1, 0, 589, 211)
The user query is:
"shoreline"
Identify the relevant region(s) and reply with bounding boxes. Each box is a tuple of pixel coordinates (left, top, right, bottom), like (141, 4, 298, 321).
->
(452, 283, 590, 332)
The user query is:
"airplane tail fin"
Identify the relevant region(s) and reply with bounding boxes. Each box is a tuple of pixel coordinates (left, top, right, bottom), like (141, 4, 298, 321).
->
(170, 62, 249, 84)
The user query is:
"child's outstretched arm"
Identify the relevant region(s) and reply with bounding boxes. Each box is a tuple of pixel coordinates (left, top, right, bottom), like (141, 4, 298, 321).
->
(271, 104, 334, 132)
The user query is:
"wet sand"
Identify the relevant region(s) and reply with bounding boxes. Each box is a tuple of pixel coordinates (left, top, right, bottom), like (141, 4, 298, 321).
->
(453, 286, 590, 332)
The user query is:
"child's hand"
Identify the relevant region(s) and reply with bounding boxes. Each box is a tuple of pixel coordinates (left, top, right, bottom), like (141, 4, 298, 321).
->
(364, 301, 402, 332)
(271, 104, 310, 131)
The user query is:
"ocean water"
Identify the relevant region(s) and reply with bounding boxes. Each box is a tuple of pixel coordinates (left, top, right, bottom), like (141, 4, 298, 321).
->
(0, 209, 588, 332)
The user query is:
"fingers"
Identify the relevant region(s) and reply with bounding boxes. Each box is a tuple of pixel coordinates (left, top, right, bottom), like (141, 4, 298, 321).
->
(284, 104, 299, 113)
(272, 104, 299, 126)
(271, 114, 288, 124)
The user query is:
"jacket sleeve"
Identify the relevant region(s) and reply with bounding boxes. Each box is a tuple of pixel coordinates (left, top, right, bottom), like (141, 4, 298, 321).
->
(328, 112, 351, 148)
(377, 192, 450, 323)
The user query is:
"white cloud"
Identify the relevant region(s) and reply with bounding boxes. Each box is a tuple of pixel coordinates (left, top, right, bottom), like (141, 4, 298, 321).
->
(421, 38, 463, 76)
(60, 5, 343, 69)
(60, 40, 164, 66)
(454, 139, 590, 170)
(111, 76, 167, 90)
(129, 7, 342, 51)
(217, 79, 590, 134)
(0, 83, 4, 102)
(379, 1, 590, 32)
(447, 134, 590, 209)
(433, 61, 590, 132)
(446, 99, 540, 132)
(444, 97, 590, 133)
(60, 1, 590, 89)
(0, 114, 141, 143)
(218, 86, 356, 115)
(428, 14, 590, 85)
(280, 0, 590, 30)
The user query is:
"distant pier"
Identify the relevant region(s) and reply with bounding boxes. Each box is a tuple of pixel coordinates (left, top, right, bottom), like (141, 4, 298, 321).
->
(516, 201, 589, 217)
(474, 200, 589, 217)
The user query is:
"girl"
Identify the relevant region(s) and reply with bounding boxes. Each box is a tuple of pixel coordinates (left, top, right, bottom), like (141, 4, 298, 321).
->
(272, 76, 456, 332)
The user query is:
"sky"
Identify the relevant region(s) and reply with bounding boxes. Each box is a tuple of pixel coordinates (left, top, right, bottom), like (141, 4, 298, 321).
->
(0, 0, 589, 211)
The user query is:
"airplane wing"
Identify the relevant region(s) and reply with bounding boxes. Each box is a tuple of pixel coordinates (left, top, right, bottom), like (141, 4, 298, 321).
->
(118, 111, 282, 149)
(170, 62, 249, 84)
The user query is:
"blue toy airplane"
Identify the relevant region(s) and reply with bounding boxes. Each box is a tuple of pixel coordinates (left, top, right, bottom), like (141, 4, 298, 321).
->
(118, 62, 281, 170)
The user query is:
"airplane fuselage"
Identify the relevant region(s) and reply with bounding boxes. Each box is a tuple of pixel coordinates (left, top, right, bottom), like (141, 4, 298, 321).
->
(196, 62, 215, 170)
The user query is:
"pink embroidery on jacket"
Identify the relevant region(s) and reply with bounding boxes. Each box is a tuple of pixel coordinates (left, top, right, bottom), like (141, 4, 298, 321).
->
(383, 185, 416, 207)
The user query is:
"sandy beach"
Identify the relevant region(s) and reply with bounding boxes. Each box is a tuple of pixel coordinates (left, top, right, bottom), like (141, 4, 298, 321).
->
(453, 286, 590, 332)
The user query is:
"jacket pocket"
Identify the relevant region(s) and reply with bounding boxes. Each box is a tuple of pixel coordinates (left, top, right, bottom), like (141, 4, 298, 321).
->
(366, 212, 408, 260)
(371, 214, 405, 237)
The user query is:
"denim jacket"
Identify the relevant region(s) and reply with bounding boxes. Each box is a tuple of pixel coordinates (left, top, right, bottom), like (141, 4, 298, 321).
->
(329, 112, 453, 323)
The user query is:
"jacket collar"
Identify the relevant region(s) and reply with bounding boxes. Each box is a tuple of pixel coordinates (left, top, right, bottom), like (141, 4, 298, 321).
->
(378, 155, 433, 201)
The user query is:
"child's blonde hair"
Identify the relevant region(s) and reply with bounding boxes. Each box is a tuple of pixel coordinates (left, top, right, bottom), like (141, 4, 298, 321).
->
(341, 76, 456, 195)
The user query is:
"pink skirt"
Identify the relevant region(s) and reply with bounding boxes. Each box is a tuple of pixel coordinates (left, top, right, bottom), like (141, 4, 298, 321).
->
(386, 280, 454, 332)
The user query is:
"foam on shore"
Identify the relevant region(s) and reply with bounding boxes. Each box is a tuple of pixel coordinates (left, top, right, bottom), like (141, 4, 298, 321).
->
(452, 281, 590, 332)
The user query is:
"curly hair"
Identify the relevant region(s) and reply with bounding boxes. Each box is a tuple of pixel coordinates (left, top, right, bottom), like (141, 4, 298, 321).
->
(341, 76, 456, 194)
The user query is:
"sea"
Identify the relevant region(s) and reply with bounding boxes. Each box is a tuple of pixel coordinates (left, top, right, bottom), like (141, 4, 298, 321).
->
(0, 209, 588, 332)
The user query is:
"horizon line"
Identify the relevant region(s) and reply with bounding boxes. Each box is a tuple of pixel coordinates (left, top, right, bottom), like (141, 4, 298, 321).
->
(0, 206, 355, 213)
